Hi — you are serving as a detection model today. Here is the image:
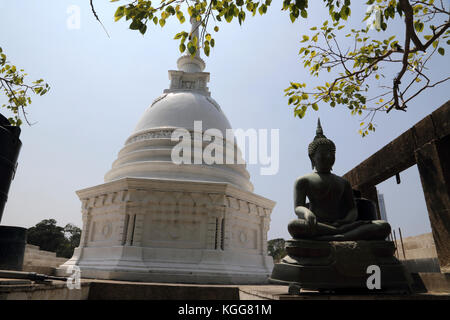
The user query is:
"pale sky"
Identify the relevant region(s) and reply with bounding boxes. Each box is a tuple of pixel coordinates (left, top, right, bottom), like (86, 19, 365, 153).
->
(1, 1, 448, 240)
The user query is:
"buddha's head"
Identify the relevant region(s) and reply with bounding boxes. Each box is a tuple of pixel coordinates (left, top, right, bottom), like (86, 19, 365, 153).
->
(308, 119, 336, 173)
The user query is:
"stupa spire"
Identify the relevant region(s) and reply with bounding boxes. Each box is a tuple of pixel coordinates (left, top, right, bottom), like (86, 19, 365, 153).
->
(176, 16, 206, 73)
(190, 16, 201, 56)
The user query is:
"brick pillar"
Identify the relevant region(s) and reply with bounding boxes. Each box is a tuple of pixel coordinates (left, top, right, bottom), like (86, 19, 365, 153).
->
(415, 136, 450, 273)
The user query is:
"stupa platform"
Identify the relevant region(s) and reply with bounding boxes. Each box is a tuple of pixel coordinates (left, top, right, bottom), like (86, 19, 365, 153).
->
(56, 177, 275, 284)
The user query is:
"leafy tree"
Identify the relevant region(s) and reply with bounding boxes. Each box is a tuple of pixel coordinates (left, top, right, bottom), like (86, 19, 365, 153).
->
(267, 238, 287, 263)
(27, 219, 81, 258)
(103, 0, 449, 136)
(0, 47, 50, 126)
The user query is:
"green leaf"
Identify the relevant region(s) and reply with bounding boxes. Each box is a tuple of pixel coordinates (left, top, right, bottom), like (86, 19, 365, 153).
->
(129, 19, 142, 30)
(204, 45, 210, 56)
(179, 43, 186, 53)
(114, 6, 125, 21)
(176, 11, 184, 23)
(139, 24, 147, 35)
(187, 42, 196, 55)
(438, 47, 445, 55)
(290, 13, 296, 23)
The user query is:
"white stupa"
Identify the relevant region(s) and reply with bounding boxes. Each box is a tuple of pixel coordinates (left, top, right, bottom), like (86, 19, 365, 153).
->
(57, 20, 276, 284)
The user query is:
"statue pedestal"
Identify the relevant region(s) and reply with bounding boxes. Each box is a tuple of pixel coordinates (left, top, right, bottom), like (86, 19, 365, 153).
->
(270, 239, 412, 292)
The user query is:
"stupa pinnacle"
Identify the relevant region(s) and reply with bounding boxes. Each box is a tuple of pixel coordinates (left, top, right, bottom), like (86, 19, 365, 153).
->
(176, 17, 206, 73)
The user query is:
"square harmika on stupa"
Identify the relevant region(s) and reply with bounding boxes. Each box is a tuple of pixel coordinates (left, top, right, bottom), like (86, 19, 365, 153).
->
(57, 20, 276, 284)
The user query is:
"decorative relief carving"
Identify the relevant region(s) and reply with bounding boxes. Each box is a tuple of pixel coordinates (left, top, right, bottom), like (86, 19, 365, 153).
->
(105, 192, 115, 205)
(87, 197, 96, 209)
(80, 184, 273, 258)
(233, 227, 257, 250)
(191, 193, 211, 208)
(257, 206, 265, 216)
(227, 197, 239, 210)
(168, 222, 181, 240)
(249, 203, 258, 215)
(82, 190, 272, 221)
(239, 231, 248, 244)
(181, 80, 195, 89)
(102, 222, 112, 238)
(126, 130, 174, 145)
(115, 190, 128, 203)
(208, 193, 225, 205)
(239, 200, 249, 213)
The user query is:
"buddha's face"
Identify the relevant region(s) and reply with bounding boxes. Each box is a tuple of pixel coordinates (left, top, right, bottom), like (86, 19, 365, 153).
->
(311, 144, 335, 173)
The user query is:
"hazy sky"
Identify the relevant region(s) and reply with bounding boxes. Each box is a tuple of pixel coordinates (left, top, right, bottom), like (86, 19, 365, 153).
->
(1, 1, 448, 240)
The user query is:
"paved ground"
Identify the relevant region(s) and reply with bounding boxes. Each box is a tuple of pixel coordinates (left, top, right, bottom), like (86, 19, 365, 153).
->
(1, 277, 450, 300)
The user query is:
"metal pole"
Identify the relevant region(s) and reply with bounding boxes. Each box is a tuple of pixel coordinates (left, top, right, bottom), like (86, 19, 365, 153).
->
(398, 227, 407, 260)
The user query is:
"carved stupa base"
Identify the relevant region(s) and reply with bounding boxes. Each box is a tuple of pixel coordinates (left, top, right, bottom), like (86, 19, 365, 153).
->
(270, 239, 412, 292)
(56, 177, 275, 284)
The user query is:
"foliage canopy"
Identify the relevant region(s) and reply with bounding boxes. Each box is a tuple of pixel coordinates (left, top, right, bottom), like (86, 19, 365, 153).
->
(106, 0, 450, 136)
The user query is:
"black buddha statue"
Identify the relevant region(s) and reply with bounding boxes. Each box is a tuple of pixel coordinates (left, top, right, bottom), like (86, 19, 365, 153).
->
(288, 119, 391, 241)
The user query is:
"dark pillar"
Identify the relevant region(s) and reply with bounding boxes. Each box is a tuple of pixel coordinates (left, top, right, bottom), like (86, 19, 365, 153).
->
(415, 136, 450, 273)
(358, 184, 381, 220)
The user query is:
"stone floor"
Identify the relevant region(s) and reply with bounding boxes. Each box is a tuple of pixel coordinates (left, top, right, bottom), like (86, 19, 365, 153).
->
(1, 277, 449, 300)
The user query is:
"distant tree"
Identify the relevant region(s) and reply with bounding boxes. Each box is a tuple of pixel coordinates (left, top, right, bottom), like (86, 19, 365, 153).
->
(58, 223, 82, 258)
(27, 219, 65, 253)
(267, 238, 287, 263)
(64, 223, 82, 249)
(27, 219, 81, 258)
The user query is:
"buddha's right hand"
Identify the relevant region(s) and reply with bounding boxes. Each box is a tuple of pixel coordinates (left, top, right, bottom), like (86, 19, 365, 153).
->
(304, 210, 317, 227)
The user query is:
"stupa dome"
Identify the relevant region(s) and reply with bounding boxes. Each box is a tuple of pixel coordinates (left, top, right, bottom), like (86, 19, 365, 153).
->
(133, 91, 231, 135)
(104, 47, 253, 192)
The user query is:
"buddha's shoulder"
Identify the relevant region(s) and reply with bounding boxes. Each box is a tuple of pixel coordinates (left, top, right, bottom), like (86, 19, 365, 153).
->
(295, 173, 351, 184)
(330, 173, 352, 186)
(294, 172, 317, 186)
